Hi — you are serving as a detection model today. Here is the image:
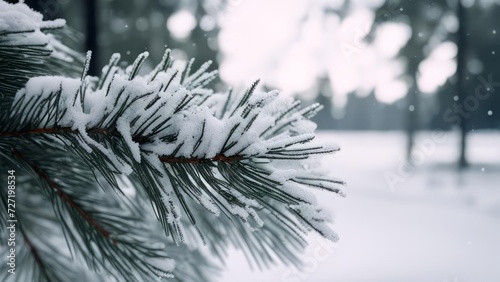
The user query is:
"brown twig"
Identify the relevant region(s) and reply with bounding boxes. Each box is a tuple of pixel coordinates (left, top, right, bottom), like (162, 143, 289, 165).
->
(0, 127, 114, 137)
(159, 154, 243, 164)
(12, 148, 117, 244)
(4, 127, 245, 164)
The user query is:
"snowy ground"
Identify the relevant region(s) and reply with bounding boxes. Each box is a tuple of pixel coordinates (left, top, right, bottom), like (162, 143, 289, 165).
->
(220, 130, 500, 282)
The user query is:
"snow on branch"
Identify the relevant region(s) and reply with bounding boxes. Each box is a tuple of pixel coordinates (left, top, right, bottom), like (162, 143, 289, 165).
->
(0, 1, 65, 46)
(0, 1, 82, 107)
(3, 49, 345, 246)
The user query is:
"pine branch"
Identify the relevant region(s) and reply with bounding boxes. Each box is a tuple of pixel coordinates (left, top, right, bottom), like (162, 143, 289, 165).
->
(1, 48, 345, 267)
(6, 145, 173, 282)
(11, 148, 116, 242)
(2, 141, 218, 282)
(0, 170, 102, 282)
(159, 155, 244, 163)
(0, 1, 83, 110)
(17, 226, 49, 281)
(1, 129, 243, 163)
(0, 1, 345, 279)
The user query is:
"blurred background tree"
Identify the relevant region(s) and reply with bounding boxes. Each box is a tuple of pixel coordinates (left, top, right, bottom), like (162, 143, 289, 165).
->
(371, 0, 499, 168)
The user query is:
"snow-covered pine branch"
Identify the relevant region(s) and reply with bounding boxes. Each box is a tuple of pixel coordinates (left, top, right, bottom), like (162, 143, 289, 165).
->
(2, 48, 345, 245)
(0, 1, 82, 109)
(0, 1, 345, 280)
(1, 143, 217, 282)
(0, 3, 216, 281)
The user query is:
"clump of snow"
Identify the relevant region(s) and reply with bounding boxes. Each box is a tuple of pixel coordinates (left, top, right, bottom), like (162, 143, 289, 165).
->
(269, 169, 297, 183)
(291, 203, 339, 242)
(0, 1, 65, 46)
(199, 194, 220, 216)
(0, 1, 77, 66)
(117, 117, 141, 162)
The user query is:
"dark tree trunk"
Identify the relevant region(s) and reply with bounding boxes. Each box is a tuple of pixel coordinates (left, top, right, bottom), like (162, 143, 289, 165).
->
(457, 0, 468, 169)
(85, 0, 98, 76)
(406, 82, 418, 160)
(19, 0, 60, 20)
(406, 52, 421, 161)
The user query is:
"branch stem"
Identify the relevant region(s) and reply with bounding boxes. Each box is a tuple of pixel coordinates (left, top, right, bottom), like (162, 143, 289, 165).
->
(12, 148, 117, 244)
(159, 155, 243, 164)
(0, 127, 113, 136)
(4, 127, 245, 164)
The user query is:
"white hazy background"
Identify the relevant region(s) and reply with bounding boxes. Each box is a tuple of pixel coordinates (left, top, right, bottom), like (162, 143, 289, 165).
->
(220, 131, 500, 282)
(216, 0, 456, 107)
